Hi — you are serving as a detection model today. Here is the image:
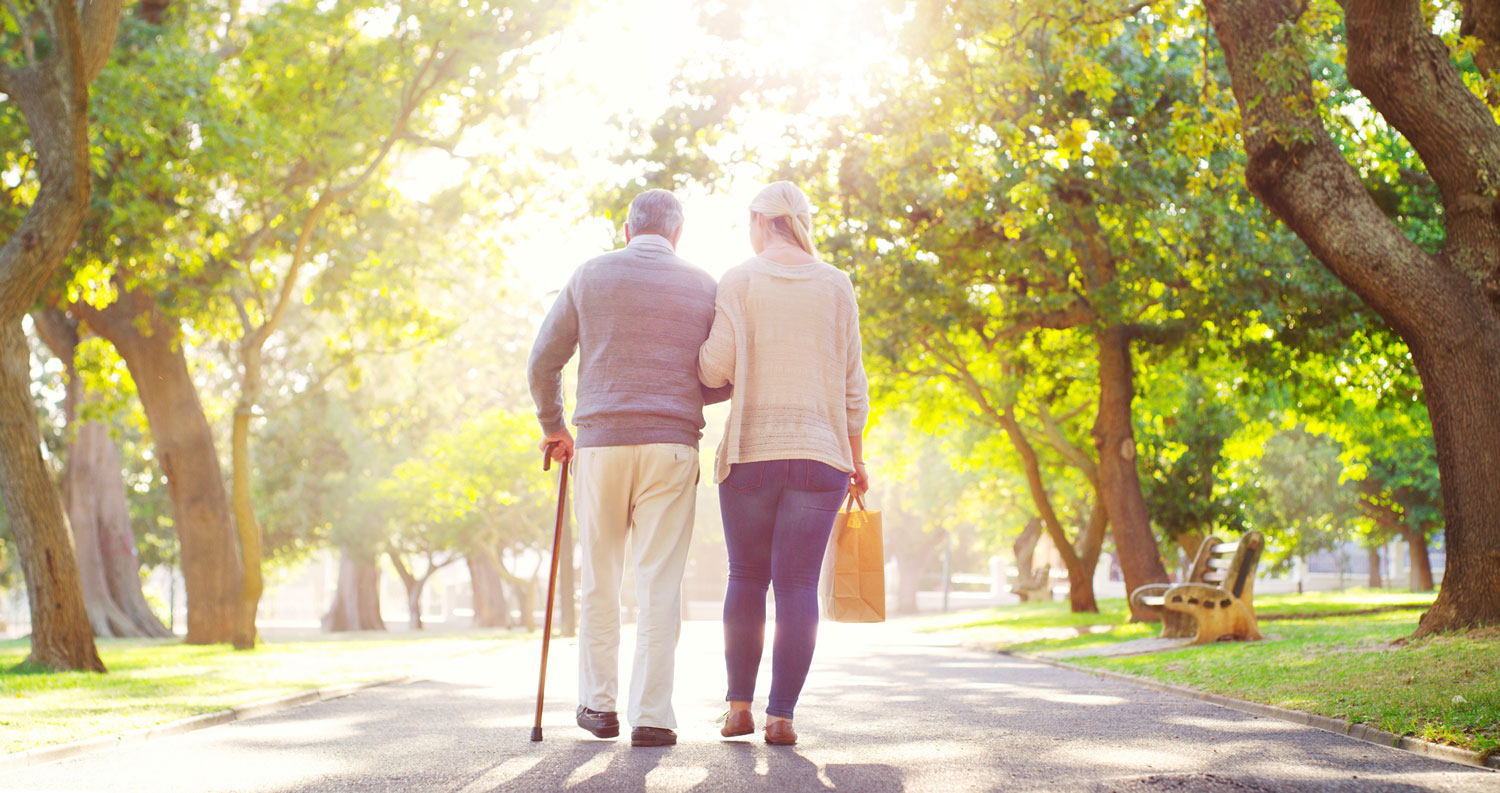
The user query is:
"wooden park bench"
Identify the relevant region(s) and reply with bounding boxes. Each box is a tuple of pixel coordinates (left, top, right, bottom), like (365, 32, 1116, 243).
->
(1129, 531, 1265, 644)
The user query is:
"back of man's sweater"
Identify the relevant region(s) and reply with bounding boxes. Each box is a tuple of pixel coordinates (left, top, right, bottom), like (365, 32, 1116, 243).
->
(527, 235, 720, 448)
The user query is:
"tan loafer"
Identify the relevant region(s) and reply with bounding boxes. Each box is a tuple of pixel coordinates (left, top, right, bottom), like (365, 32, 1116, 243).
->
(720, 710, 754, 738)
(764, 719, 797, 745)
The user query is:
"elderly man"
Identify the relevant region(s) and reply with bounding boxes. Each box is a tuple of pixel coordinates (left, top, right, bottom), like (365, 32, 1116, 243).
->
(527, 189, 722, 747)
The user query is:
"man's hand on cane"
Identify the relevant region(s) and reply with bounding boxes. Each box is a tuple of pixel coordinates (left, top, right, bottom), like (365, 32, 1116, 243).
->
(541, 428, 575, 465)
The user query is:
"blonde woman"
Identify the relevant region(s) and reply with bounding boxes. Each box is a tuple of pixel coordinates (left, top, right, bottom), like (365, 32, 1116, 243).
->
(698, 181, 870, 745)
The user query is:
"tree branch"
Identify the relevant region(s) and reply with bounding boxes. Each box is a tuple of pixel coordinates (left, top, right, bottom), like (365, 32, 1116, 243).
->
(991, 301, 1094, 343)
(251, 195, 328, 350)
(1344, 0, 1500, 286)
(1460, 0, 1500, 106)
(999, 402, 1085, 572)
(917, 336, 1009, 426)
(388, 551, 416, 589)
(247, 44, 458, 355)
(5, 0, 37, 65)
(326, 44, 452, 202)
(1202, 0, 1464, 337)
(78, 0, 125, 83)
(1034, 402, 1100, 486)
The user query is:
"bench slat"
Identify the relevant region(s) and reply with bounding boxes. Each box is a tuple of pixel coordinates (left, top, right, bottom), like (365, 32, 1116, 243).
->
(1211, 542, 1239, 553)
(1202, 571, 1226, 583)
(1207, 558, 1231, 570)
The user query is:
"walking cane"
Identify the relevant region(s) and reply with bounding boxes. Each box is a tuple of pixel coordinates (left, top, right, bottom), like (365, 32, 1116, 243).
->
(532, 441, 569, 742)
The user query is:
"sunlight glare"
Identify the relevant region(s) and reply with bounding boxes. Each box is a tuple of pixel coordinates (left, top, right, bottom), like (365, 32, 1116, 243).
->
(426, 0, 907, 302)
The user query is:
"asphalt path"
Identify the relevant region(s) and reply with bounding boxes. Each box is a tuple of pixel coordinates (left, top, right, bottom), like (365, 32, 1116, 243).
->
(2, 621, 1494, 793)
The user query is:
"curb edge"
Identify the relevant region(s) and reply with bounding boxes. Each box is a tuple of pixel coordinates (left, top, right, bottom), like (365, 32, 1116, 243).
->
(1004, 650, 1498, 773)
(0, 675, 414, 772)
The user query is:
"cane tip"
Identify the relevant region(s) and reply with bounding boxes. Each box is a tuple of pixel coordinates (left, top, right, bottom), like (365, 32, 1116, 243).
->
(531, 727, 544, 742)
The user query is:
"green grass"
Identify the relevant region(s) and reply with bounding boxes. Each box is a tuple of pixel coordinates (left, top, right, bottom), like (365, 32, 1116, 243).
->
(0, 630, 529, 755)
(918, 589, 1500, 754)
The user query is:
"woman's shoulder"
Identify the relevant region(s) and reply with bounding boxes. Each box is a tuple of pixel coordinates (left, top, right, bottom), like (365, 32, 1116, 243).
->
(811, 261, 858, 296)
(723, 257, 762, 277)
(813, 260, 853, 281)
(716, 259, 761, 291)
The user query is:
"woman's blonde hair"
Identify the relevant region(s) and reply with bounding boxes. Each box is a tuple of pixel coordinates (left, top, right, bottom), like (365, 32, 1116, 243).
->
(749, 181, 816, 256)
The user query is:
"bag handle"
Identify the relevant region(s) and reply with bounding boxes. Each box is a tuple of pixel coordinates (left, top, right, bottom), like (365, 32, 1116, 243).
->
(843, 489, 866, 513)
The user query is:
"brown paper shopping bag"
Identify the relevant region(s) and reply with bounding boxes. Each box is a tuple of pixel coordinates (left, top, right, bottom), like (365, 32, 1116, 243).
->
(819, 491, 885, 623)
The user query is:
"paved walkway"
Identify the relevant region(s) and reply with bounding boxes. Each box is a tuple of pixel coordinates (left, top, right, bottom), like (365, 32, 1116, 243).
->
(2, 621, 1494, 793)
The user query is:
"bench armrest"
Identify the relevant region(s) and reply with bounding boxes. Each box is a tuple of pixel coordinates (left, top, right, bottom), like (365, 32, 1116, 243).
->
(1129, 583, 1173, 610)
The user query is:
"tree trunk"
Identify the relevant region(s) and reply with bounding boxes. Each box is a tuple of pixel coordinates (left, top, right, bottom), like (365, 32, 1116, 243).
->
(1401, 526, 1436, 593)
(388, 551, 426, 631)
(1203, 0, 1500, 636)
(1368, 545, 1383, 589)
(65, 422, 174, 638)
(230, 405, 262, 650)
(32, 310, 169, 639)
(467, 554, 510, 628)
(38, 311, 130, 638)
(493, 550, 536, 632)
(72, 290, 241, 644)
(1092, 325, 1169, 617)
(322, 551, 386, 632)
(0, 0, 123, 672)
(997, 407, 1102, 613)
(1406, 346, 1500, 629)
(408, 585, 424, 630)
(1067, 500, 1106, 614)
(0, 325, 105, 671)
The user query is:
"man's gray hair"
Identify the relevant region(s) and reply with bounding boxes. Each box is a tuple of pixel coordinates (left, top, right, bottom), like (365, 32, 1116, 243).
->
(627, 189, 684, 238)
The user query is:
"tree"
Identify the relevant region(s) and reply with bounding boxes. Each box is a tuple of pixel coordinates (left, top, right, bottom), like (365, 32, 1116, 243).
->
(208, 0, 568, 648)
(378, 409, 552, 631)
(30, 309, 169, 637)
(57, 0, 574, 647)
(872, 414, 992, 614)
(1201, 0, 1500, 634)
(1305, 331, 1443, 592)
(811, 3, 1287, 615)
(0, 0, 123, 671)
(1250, 425, 1361, 570)
(1137, 364, 1249, 577)
(62, 4, 243, 645)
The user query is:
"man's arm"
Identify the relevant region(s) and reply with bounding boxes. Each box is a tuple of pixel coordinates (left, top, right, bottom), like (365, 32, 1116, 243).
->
(528, 274, 580, 459)
(702, 383, 733, 406)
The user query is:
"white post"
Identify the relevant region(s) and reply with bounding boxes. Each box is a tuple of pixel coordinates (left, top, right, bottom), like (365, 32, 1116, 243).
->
(989, 555, 1007, 603)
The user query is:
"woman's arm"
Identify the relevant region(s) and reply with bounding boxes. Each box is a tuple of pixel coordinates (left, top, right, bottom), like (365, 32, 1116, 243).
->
(698, 295, 737, 388)
(844, 278, 871, 492)
(849, 433, 870, 493)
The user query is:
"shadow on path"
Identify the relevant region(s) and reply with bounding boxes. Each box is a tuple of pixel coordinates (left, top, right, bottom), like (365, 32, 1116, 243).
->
(0, 626, 1491, 793)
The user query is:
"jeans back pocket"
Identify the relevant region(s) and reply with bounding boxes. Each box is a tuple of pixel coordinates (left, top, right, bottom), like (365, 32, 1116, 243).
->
(798, 460, 850, 493)
(725, 462, 765, 491)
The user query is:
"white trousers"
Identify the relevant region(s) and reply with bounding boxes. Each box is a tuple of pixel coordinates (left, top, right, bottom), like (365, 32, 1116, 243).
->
(574, 443, 698, 729)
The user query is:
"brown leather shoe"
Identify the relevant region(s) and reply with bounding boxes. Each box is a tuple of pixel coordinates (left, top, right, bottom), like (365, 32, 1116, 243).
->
(764, 719, 797, 745)
(720, 710, 754, 738)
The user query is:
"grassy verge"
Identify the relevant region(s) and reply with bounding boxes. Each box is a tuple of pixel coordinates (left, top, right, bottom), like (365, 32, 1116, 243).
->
(917, 590, 1499, 754)
(0, 630, 530, 755)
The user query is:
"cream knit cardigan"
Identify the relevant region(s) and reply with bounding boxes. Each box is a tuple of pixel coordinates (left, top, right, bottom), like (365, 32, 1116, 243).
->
(698, 256, 870, 483)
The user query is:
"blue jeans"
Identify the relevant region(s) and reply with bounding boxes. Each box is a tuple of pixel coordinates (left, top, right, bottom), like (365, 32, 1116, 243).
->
(720, 459, 849, 719)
